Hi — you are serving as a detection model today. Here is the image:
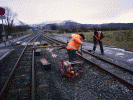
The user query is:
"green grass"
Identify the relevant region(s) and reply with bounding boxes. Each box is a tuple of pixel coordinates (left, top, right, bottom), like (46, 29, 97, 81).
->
(63, 29, 133, 51)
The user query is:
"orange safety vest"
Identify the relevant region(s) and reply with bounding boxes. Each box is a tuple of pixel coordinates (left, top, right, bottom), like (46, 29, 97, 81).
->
(67, 34, 83, 51)
(94, 31, 103, 42)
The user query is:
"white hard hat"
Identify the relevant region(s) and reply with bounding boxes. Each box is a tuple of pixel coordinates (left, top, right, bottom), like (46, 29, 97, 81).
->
(71, 34, 75, 37)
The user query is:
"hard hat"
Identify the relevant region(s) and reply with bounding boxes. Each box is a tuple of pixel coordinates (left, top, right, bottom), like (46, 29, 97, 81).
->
(71, 34, 76, 37)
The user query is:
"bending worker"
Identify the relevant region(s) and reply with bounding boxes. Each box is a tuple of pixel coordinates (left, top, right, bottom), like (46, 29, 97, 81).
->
(91, 30, 104, 55)
(67, 33, 85, 62)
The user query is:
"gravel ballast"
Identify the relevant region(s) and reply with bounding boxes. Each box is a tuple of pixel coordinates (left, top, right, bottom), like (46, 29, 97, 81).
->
(34, 34, 133, 100)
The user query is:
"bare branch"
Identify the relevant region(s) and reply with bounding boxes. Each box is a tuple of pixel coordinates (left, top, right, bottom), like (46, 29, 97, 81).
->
(3, 7, 18, 34)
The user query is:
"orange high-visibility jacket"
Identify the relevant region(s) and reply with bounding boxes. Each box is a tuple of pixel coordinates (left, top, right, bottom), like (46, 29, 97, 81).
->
(94, 31, 103, 42)
(67, 34, 83, 51)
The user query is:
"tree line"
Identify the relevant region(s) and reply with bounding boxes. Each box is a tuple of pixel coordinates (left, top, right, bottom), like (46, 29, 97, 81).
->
(0, 24, 31, 39)
(49, 24, 133, 33)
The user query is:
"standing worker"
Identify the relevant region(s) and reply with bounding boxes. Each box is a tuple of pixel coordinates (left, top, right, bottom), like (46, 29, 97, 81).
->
(91, 30, 104, 55)
(67, 33, 85, 62)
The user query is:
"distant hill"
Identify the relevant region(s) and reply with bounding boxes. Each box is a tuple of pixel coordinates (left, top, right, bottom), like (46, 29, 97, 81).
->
(97, 23, 133, 28)
(39, 20, 133, 30)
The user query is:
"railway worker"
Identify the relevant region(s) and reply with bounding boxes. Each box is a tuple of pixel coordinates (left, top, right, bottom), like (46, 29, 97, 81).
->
(67, 33, 85, 62)
(91, 29, 104, 55)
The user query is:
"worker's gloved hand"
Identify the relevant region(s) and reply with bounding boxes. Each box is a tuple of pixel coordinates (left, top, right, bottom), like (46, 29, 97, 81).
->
(81, 42, 83, 45)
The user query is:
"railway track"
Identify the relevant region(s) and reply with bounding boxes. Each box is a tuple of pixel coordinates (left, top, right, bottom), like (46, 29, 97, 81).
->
(0, 34, 41, 99)
(0, 33, 68, 100)
(44, 34, 133, 90)
(0, 32, 132, 99)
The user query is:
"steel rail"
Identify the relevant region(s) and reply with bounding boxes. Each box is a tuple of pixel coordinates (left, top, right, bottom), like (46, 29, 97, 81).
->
(44, 35, 61, 45)
(44, 34, 133, 90)
(82, 49, 133, 74)
(45, 34, 133, 74)
(31, 33, 42, 100)
(0, 34, 40, 99)
(77, 53, 133, 90)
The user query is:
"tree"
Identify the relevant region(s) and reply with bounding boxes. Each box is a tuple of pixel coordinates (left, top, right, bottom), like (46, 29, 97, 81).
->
(79, 26, 88, 32)
(50, 24, 57, 30)
(4, 7, 17, 36)
(69, 25, 77, 32)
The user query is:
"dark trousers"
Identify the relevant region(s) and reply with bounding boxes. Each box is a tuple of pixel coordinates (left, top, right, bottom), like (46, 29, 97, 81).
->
(93, 41, 104, 54)
(67, 49, 76, 62)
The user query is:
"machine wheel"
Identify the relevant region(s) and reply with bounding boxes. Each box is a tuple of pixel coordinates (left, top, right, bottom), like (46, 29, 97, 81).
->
(59, 69, 65, 77)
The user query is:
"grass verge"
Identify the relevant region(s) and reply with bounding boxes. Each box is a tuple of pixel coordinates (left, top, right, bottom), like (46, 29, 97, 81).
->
(63, 29, 133, 52)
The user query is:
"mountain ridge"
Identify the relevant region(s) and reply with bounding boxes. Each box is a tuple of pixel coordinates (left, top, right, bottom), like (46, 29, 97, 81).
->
(41, 20, 133, 30)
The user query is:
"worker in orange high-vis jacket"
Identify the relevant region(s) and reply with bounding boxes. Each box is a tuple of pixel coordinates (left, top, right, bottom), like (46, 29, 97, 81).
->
(67, 33, 85, 62)
(91, 30, 104, 55)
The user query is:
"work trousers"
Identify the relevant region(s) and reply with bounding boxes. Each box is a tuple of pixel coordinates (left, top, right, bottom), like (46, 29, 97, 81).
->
(67, 49, 76, 62)
(93, 41, 104, 54)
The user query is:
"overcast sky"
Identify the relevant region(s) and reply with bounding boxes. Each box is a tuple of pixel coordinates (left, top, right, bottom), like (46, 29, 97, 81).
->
(0, 0, 133, 25)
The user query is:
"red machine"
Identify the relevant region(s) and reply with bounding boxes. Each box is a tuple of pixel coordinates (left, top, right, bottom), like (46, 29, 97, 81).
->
(59, 60, 83, 77)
